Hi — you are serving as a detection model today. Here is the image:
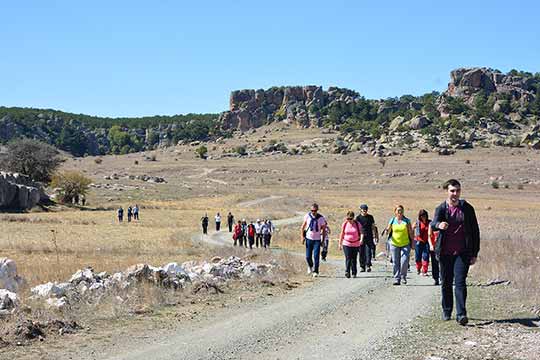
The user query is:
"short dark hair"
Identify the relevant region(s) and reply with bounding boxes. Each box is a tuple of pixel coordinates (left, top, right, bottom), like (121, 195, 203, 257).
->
(311, 203, 319, 210)
(418, 209, 428, 220)
(443, 179, 461, 189)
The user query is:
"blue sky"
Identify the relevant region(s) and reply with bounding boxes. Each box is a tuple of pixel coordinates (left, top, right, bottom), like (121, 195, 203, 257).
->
(1, 1, 539, 117)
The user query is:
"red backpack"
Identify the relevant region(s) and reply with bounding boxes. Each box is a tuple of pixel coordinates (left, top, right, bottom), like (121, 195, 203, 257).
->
(248, 224, 255, 237)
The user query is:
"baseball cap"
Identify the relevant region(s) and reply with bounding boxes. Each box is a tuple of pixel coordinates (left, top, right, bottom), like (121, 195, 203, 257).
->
(359, 204, 368, 210)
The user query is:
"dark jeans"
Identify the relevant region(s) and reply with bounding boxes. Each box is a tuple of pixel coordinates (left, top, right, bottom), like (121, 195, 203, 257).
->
(263, 234, 271, 248)
(343, 245, 359, 276)
(134, 213, 139, 220)
(359, 241, 372, 269)
(256, 234, 263, 248)
(248, 236, 254, 249)
(440, 254, 470, 318)
(430, 251, 440, 281)
(216, 222, 221, 231)
(305, 239, 321, 273)
(228, 222, 233, 232)
(202, 224, 208, 234)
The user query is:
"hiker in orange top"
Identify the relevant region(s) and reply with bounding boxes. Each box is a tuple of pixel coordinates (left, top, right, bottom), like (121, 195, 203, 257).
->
(412, 209, 433, 276)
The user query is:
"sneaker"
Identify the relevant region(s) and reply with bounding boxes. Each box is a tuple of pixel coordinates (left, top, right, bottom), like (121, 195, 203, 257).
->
(417, 270, 421, 275)
(402, 277, 408, 285)
(307, 266, 313, 275)
(442, 313, 451, 321)
(457, 316, 469, 326)
(345, 273, 351, 278)
(434, 279, 440, 286)
(360, 267, 366, 273)
(393, 280, 401, 286)
(367, 267, 372, 273)
(312, 272, 319, 278)
(352, 274, 357, 278)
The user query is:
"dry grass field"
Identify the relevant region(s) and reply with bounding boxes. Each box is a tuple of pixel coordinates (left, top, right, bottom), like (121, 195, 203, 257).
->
(2, 124, 540, 303)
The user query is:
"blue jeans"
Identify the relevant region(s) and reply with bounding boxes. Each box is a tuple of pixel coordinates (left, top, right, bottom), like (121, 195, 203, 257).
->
(390, 243, 411, 282)
(440, 254, 470, 318)
(305, 239, 321, 273)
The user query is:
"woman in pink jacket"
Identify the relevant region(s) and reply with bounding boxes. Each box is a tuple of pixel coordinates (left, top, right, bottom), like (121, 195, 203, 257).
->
(339, 211, 364, 278)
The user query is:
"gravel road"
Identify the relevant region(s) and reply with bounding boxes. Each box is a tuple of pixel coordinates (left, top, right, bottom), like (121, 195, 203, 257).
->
(106, 214, 438, 360)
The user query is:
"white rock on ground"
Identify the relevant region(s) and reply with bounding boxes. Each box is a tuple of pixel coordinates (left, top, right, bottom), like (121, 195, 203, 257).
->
(0, 289, 18, 311)
(0, 258, 25, 292)
(31, 282, 66, 298)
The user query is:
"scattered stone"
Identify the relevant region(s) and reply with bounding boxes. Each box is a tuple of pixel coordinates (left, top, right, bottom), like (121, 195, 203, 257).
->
(0, 258, 25, 292)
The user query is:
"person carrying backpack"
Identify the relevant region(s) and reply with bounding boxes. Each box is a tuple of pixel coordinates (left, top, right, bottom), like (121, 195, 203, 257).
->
(431, 179, 480, 326)
(356, 204, 377, 272)
(240, 219, 248, 247)
(117, 207, 124, 223)
(127, 206, 133, 223)
(255, 219, 263, 248)
(412, 209, 433, 276)
(201, 213, 209, 235)
(300, 203, 327, 277)
(227, 212, 235, 232)
(232, 220, 242, 246)
(247, 221, 256, 249)
(383, 205, 414, 285)
(338, 211, 363, 278)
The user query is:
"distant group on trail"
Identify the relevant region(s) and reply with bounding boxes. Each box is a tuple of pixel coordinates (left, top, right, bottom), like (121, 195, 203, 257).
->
(117, 204, 140, 223)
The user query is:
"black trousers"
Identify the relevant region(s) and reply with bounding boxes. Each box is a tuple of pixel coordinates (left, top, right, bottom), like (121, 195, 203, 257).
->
(248, 236, 255, 249)
(359, 241, 373, 269)
(256, 234, 263, 247)
(202, 224, 208, 234)
(440, 254, 470, 318)
(228, 222, 233, 232)
(430, 251, 440, 281)
(343, 245, 359, 276)
(216, 222, 221, 231)
(263, 234, 271, 248)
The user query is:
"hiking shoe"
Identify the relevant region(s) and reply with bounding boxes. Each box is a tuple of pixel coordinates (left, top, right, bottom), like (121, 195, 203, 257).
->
(360, 268, 366, 273)
(352, 274, 357, 278)
(402, 277, 408, 285)
(457, 316, 469, 326)
(367, 267, 372, 273)
(417, 270, 421, 275)
(312, 272, 319, 278)
(442, 313, 451, 321)
(345, 273, 351, 278)
(434, 279, 440, 286)
(393, 280, 401, 286)
(307, 266, 313, 275)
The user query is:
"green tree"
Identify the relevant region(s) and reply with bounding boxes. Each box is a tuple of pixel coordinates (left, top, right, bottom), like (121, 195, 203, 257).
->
(0, 139, 63, 182)
(50, 171, 92, 204)
(195, 145, 208, 159)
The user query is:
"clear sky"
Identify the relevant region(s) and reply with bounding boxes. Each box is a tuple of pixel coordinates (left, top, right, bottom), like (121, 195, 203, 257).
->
(1, 1, 539, 117)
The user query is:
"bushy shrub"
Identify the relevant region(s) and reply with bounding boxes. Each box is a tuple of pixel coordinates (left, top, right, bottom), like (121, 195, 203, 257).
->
(50, 171, 92, 204)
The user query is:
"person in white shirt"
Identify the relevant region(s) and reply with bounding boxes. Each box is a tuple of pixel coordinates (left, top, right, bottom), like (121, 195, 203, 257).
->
(215, 212, 221, 231)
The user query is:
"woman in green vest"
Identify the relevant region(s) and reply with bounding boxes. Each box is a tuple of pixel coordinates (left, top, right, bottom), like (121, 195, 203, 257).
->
(384, 205, 414, 285)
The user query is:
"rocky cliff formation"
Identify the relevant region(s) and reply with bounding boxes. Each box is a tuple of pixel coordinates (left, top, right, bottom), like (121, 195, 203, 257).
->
(0, 172, 45, 210)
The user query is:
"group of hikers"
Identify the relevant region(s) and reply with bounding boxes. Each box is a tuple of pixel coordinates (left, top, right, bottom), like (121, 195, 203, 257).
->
(117, 205, 140, 222)
(200, 212, 275, 249)
(197, 179, 479, 326)
(300, 179, 480, 326)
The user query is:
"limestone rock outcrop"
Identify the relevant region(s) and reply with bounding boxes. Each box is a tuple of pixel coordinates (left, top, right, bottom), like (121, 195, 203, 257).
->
(0, 172, 44, 210)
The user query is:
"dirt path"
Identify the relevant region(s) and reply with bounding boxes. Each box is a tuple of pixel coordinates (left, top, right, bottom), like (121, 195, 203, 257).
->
(237, 195, 286, 207)
(105, 212, 438, 360)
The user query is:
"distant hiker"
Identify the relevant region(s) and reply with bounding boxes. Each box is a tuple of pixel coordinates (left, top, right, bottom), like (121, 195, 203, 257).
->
(261, 219, 273, 249)
(255, 219, 263, 248)
(227, 212, 235, 232)
(247, 221, 256, 249)
(201, 213, 209, 235)
(428, 222, 440, 286)
(431, 179, 480, 325)
(215, 212, 221, 231)
(233, 220, 242, 246)
(412, 209, 433, 276)
(384, 205, 414, 285)
(321, 224, 331, 261)
(356, 204, 378, 272)
(241, 219, 248, 247)
(133, 204, 139, 220)
(81, 196, 86, 207)
(300, 203, 327, 277)
(338, 211, 363, 278)
(127, 206, 133, 222)
(117, 206, 124, 223)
